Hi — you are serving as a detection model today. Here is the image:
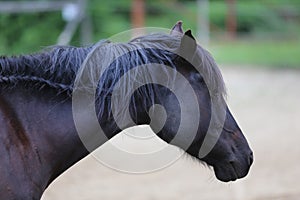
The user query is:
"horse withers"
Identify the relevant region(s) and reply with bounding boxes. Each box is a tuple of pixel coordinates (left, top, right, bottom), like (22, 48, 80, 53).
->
(0, 22, 253, 199)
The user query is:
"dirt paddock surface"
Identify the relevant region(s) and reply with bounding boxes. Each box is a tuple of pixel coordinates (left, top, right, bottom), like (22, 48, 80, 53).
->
(42, 67, 300, 200)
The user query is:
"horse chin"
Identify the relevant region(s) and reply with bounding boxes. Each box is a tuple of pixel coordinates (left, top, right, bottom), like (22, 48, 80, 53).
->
(213, 161, 250, 182)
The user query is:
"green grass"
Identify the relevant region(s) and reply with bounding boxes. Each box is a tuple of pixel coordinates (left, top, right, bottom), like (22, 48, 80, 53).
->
(209, 39, 300, 68)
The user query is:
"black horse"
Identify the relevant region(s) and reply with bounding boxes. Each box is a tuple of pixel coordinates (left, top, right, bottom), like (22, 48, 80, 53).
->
(0, 22, 253, 199)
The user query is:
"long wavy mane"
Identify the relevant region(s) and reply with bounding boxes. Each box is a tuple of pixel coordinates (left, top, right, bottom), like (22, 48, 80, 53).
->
(0, 33, 226, 120)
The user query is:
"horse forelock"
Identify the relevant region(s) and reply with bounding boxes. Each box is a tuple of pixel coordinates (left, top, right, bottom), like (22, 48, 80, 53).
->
(131, 33, 226, 98)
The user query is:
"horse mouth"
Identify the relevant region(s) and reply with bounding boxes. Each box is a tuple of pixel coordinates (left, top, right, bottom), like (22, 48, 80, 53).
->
(213, 161, 249, 182)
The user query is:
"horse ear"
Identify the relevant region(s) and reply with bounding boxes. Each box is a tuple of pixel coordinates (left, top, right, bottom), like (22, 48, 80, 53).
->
(170, 21, 183, 36)
(179, 30, 197, 62)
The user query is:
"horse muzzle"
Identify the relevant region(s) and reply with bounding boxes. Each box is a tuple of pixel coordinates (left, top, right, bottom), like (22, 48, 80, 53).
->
(213, 150, 253, 182)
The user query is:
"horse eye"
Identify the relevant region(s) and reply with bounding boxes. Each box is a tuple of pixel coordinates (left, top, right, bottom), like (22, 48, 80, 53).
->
(223, 127, 236, 135)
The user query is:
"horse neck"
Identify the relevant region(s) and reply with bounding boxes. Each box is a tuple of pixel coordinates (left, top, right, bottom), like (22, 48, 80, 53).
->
(0, 51, 153, 198)
(0, 85, 116, 198)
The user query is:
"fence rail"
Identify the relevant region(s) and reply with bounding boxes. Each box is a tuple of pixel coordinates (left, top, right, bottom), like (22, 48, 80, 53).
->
(0, 1, 72, 13)
(0, 0, 92, 45)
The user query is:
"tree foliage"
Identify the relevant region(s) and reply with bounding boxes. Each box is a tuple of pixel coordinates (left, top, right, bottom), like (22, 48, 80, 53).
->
(0, 0, 299, 54)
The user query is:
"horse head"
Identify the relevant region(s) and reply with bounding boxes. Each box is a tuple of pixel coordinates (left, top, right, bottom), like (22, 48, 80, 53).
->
(72, 21, 253, 182)
(147, 22, 253, 182)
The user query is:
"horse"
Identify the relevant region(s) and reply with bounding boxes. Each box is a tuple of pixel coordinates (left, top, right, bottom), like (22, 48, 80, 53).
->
(0, 21, 253, 199)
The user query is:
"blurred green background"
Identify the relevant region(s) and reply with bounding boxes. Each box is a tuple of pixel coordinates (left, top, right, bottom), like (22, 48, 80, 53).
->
(0, 0, 299, 68)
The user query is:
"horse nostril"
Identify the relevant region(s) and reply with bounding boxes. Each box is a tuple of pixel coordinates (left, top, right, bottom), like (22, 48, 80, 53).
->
(248, 151, 254, 165)
(229, 159, 237, 166)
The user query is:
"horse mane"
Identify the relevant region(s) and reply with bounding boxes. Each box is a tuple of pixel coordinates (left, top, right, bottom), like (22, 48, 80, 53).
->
(0, 33, 226, 119)
(0, 42, 99, 92)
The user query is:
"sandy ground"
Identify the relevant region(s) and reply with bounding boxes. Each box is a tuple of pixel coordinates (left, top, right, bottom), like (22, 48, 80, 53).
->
(42, 67, 300, 200)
